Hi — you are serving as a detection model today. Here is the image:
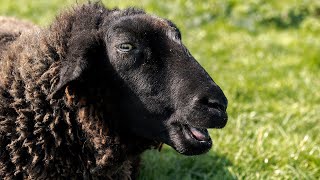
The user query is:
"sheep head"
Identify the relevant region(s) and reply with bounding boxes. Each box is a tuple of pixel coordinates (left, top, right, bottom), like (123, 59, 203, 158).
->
(52, 8, 228, 156)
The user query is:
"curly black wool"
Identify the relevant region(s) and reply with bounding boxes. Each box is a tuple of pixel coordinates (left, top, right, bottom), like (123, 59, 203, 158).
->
(0, 3, 160, 179)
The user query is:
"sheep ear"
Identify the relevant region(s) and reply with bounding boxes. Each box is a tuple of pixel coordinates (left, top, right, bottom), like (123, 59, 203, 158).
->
(49, 30, 103, 99)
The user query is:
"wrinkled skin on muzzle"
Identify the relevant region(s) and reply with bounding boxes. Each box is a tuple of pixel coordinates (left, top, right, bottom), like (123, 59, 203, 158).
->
(103, 14, 228, 155)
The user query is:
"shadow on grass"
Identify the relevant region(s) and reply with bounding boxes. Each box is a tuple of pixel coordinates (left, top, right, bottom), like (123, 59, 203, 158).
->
(139, 146, 236, 180)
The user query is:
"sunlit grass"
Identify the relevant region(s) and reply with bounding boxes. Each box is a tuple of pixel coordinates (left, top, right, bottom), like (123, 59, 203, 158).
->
(1, 0, 319, 179)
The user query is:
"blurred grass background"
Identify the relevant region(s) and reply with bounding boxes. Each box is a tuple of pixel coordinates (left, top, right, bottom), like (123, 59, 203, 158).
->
(1, 0, 319, 179)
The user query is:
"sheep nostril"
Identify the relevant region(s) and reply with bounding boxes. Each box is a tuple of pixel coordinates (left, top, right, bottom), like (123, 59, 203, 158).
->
(207, 99, 225, 112)
(198, 97, 226, 112)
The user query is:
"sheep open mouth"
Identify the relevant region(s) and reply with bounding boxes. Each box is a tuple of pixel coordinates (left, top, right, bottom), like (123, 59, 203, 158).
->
(183, 125, 211, 142)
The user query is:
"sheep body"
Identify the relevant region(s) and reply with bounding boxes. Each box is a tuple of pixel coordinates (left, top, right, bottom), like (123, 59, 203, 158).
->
(0, 4, 155, 179)
(0, 16, 37, 54)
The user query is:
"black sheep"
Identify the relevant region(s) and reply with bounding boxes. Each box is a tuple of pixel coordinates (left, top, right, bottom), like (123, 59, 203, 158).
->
(0, 2, 228, 179)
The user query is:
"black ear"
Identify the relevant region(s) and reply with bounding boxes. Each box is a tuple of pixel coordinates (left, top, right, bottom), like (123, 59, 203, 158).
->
(49, 30, 103, 99)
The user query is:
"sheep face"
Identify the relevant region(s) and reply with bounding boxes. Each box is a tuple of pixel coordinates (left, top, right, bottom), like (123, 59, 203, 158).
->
(54, 11, 227, 156)
(102, 14, 228, 155)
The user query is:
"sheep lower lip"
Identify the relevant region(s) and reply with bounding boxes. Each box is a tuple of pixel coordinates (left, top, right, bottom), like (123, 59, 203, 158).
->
(184, 125, 210, 142)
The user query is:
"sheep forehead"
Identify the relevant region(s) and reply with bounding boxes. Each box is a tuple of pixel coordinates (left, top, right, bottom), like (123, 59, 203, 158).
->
(110, 13, 181, 44)
(148, 15, 170, 28)
(146, 15, 182, 43)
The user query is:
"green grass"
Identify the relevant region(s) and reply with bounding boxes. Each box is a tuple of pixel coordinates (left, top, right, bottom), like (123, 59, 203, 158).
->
(1, 0, 319, 179)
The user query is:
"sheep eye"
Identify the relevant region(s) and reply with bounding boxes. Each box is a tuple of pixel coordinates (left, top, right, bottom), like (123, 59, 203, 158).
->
(118, 43, 134, 52)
